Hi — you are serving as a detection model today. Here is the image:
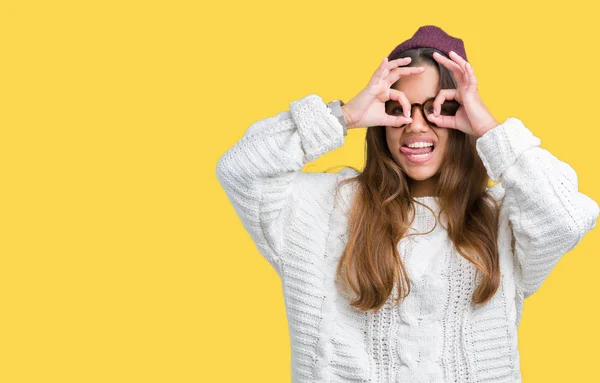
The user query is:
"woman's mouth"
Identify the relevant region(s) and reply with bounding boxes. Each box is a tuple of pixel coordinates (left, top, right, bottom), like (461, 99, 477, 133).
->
(399, 144, 435, 163)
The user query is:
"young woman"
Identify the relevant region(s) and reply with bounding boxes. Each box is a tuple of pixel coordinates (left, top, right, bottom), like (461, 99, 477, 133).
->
(216, 25, 598, 383)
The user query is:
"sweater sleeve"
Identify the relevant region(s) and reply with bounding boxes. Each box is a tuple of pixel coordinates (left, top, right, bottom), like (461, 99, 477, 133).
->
(215, 94, 346, 277)
(476, 117, 599, 299)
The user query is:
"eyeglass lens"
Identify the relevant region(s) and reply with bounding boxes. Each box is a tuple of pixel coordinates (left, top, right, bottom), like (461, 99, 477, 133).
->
(386, 98, 460, 126)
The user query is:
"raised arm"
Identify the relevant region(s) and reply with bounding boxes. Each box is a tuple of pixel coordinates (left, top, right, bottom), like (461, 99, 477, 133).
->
(215, 94, 346, 276)
(476, 117, 599, 299)
(216, 57, 428, 277)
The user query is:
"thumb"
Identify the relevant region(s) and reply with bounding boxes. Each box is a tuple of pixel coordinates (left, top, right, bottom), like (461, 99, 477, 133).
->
(384, 113, 413, 128)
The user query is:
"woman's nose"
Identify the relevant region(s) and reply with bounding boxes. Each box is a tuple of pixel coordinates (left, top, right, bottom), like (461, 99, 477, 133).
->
(405, 106, 430, 131)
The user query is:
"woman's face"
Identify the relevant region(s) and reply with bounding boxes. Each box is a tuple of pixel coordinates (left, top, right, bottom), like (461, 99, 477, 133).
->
(385, 63, 449, 188)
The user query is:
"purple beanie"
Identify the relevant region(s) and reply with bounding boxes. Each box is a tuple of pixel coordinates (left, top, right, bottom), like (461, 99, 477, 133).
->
(387, 25, 468, 62)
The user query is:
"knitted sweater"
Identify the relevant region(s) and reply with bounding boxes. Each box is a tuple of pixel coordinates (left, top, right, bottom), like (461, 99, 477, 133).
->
(216, 94, 599, 383)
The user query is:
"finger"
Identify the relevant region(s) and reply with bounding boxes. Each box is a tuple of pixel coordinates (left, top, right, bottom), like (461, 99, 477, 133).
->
(384, 66, 426, 87)
(384, 89, 413, 126)
(368, 57, 390, 88)
(449, 51, 468, 68)
(453, 54, 471, 88)
(385, 113, 414, 128)
(447, 51, 479, 92)
(432, 51, 463, 71)
(372, 57, 388, 80)
(432, 89, 458, 116)
(380, 57, 413, 82)
(389, 88, 413, 120)
(426, 112, 455, 129)
(386, 57, 412, 71)
(464, 61, 478, 92)
(432, 52, 465, 85)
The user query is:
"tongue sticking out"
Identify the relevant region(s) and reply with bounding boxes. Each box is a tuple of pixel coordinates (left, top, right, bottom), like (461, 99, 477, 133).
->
(400, 145, 434, 155)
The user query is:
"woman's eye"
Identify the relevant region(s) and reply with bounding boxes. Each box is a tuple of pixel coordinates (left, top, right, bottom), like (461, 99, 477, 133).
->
(390, 107, 403, 115)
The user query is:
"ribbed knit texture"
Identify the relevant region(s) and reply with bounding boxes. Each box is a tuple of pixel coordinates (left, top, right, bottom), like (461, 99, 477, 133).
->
(387, 25, 468, 62)
(216, 94, 599, 382)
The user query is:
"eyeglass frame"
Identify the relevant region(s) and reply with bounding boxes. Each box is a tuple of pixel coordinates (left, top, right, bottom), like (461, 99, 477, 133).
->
(385, 97, 460, 127)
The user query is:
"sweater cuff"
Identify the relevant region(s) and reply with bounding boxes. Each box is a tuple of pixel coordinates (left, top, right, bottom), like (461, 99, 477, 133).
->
(290, 94, 345, 163)
(475, 117, 542, 182)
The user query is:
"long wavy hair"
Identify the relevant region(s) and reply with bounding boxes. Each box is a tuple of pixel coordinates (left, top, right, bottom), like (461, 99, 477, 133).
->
(334, 47, 500, 312)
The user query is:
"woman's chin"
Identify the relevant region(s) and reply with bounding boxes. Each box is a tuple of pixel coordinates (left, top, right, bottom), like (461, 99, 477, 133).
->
(403, 167, 437, 181)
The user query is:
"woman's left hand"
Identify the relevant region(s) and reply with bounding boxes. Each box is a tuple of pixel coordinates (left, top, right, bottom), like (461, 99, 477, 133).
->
(426, 50, 500, 137)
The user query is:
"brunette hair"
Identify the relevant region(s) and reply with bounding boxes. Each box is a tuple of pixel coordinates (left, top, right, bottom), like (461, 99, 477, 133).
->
(334, 47, 500, 312)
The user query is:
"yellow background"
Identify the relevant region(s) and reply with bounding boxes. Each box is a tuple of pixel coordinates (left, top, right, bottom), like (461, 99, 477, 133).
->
(1, 0, 599, 382)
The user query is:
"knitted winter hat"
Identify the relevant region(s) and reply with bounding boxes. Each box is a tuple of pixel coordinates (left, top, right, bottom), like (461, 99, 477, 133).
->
(387, 25, 468, 62)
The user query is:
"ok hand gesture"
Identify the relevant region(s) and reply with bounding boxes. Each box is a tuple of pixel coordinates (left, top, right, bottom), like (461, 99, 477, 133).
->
(425, 51, 499, 137)
(342, 57, 426, 129)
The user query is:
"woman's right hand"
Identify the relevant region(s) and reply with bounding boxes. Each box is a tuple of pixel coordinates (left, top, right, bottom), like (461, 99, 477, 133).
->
(342, 57, 426, 129)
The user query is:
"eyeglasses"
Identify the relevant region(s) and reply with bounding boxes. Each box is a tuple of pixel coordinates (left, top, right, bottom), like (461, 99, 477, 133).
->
(386, 97, 460, 126)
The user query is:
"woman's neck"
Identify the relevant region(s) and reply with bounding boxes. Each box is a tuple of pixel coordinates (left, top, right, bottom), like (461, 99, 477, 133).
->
(409, 175, 439, 198)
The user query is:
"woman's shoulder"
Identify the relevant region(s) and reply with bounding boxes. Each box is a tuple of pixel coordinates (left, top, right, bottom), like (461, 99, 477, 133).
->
(291, 166, 360, 213)
(337, 166, 361, 178)
(298, 166, 360, 191)
(286, 166, 361, 233)
(333, 167, 361, 211)
(487, 182, 506, 205)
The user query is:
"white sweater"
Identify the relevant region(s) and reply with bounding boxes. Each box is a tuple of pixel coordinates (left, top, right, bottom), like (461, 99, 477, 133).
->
(216, 94, 599, 383)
